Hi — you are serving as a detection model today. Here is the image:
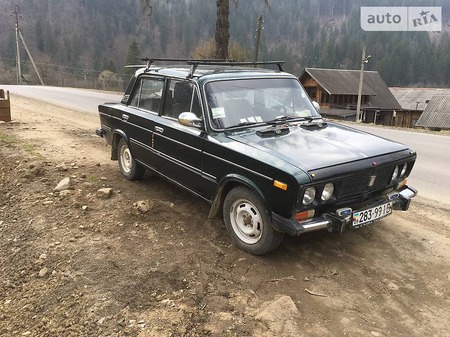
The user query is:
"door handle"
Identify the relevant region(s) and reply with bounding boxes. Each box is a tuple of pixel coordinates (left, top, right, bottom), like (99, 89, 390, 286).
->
(121, 114, 129, 121)
(154, 126, 164, 133)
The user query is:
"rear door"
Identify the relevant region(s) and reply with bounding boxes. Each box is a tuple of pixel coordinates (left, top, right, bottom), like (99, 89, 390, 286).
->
(124, 76, 164, 170)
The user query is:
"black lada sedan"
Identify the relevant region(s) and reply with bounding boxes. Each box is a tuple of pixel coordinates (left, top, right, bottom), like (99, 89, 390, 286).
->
(97, 59, 417, 255)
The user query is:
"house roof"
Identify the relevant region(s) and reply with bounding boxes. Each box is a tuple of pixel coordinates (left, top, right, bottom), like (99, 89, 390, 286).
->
(303, 68, 376, 95)
(415, 96, 450, 129)
(390, 87, 450, 111)
(301, 68, 401, 110)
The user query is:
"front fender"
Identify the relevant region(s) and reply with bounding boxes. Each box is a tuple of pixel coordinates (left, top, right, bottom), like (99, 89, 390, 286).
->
(208, 173, 269, 219)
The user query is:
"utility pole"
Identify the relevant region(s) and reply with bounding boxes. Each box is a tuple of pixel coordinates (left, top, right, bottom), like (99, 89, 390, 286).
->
(356, 44, 371, 123)
(10, 5, 45, 86)
(254, 15, 263, 63)
(18, 30, 45, 85)
(12, 5, 22, 85)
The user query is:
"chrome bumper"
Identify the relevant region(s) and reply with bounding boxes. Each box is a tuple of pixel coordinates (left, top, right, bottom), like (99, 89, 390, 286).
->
(272, 186, 418, 236)
(95, 128, 104, 138)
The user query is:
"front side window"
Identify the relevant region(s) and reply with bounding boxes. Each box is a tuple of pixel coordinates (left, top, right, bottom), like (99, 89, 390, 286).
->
(129, 77, 164, 113)
(162, 80, 202, 119)
(206, 78, 320, 129)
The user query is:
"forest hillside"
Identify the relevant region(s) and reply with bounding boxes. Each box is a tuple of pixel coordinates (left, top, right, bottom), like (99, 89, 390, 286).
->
(0, 0, 449, 89)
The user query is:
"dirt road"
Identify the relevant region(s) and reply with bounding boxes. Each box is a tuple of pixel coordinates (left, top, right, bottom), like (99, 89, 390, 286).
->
(1, 95, 449, 337)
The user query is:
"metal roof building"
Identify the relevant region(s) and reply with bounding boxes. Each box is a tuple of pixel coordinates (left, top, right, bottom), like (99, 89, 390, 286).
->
(416, 95, 450, 129)
(390, 87, 450, 111)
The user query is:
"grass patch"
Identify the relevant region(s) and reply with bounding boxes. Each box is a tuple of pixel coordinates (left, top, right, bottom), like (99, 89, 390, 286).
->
(88, 175, 99, 183)
(22, 143, 43, 159)
(0, 131, 17, 144)
(0, 131, 43, 160)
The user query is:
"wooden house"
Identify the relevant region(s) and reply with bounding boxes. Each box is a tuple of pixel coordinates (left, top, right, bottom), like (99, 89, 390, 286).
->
(300, 68, 401, 125)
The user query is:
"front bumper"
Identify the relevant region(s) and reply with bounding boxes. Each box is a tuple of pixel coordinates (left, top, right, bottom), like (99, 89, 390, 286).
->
(95, 128, 105, 138)
(271, 185, 418, 236)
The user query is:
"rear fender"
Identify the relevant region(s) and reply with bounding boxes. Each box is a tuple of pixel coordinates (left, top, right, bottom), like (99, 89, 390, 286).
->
(111, 130, 128, 161)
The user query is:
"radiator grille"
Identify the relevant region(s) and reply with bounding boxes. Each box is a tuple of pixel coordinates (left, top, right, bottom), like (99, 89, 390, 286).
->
(337, 165, 394, 200)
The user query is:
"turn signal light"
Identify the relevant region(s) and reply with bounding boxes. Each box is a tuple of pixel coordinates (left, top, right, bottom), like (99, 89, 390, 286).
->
(274, 180, 288, 191)
(395, 179, 407, 190)
(294, 210, 315, 221)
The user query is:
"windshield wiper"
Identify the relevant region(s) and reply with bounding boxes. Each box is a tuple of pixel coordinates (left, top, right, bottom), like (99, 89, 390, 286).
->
(305, 116, 324, 121)
(266, 115, 299, 124)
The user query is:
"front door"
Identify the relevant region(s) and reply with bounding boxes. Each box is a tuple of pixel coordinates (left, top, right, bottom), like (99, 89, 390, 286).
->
(152, 79, 206, 195)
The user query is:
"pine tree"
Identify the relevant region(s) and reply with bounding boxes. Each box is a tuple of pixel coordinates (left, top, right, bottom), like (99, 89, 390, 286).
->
(125, 39, 141, 75)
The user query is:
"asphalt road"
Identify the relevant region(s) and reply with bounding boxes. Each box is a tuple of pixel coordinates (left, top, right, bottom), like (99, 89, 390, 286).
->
(2, 85, 449, 205)
(351, 125, 450, 205)
(1, 85, 122, 114)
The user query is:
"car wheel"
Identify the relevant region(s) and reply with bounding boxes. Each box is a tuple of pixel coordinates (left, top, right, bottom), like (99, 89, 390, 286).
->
(223, 186, 284, 255)
(117, 138, 145, 180)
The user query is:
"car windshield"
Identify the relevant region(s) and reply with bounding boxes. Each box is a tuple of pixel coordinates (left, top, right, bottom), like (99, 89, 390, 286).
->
(205, 78, 320, 129)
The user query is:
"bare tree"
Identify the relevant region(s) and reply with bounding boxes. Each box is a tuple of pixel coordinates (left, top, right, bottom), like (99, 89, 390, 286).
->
(215, 0, 230, 59)
(141, 0, 153, 16)
(141, 0, 269, 60)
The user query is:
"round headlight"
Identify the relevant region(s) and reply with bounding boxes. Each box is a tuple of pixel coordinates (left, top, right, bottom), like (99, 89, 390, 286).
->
(400, 163, 408, 177)
(391, 166, 399, 182)
(321, 183, 334, 201)
(302, 187, 316, 205)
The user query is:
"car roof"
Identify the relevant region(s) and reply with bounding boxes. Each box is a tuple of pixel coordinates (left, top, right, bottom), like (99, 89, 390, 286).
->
(132, 63, 297, 84)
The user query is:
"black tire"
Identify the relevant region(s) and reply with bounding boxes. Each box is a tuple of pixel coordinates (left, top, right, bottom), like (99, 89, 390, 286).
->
(117, 138, 145, 180)
(223, 186, 284, 255)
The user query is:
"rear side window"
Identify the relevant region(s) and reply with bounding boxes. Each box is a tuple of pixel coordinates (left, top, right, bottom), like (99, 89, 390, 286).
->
(129, 77, 164, 113)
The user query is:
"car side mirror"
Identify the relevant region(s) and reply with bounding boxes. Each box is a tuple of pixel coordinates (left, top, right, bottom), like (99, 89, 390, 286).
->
(312, 101, 320, 111)
(179, 112, 202, 128)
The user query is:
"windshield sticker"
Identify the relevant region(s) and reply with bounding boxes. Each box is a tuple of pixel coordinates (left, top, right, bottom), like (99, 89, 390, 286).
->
(211, 107, 226, 119)
(295, 109, 311, 117)
(255, 116, 263, 122)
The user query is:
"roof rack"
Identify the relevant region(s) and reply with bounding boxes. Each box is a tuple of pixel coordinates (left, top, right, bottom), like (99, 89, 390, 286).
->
(140, 57, 230, 71)
(125, 58, 225, 70)
(187, 60, 285, 78)
(139, 58, 285, 78)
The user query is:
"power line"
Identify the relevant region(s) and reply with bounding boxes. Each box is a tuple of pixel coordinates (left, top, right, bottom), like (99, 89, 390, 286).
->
(243, 0, 266, 63)
(244, 0, 258, 16)
(0, 56, 128, 77)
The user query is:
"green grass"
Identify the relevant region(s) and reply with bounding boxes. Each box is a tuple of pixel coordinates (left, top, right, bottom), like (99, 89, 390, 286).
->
(0, 131, 43, 160)
(0, 132, 16, 144)
(87, 175, 99, 183)
(22, 143, 43, 159)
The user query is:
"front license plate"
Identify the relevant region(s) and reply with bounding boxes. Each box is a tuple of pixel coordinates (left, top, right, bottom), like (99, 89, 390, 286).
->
(352, 202, 392, 228)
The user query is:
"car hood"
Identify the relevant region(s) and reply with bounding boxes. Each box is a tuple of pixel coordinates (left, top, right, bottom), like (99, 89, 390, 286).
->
(226, 122, 409, 171)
